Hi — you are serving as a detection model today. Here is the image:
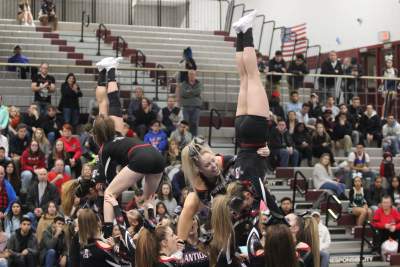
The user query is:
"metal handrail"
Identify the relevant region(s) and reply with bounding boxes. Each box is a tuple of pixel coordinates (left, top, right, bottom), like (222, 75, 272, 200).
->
(325, 194, 342, 227)
(227, 3, 245, 35)
(258, 20, 275, 54)
(115, 36, 127, 58)
(291, 170, 309, 208)
(80, 11, 90, 43)
(153, 64, 166, 101)
(96, 23, 108, 56)
(207, 108, 235, 149)
(133, 49, 146, 85)
(358, 220, 378, 267)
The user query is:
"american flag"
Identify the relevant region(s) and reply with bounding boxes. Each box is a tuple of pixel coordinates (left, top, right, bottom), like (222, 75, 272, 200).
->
(280, 23, 307, 60)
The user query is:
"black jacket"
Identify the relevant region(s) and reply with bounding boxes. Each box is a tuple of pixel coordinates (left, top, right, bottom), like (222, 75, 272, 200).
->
(9, 135, 30, 156)
(288, 62, 309, 89)
(40, 225, 68, 262)
(319, 59, 343, 87)
(268, 57, 286, 83)
(366, 186, 387, 206)
(359, 112, 381, 136)
(270, 99, 285, 120)
(293, 129, 312, 149)
(26, 181, 60, 212)
(332, 121, 352, 140)
(134, 109, 157, 127)
(268, 128, 294, 150)
(7, 228, 38, 266)
(39, 114, 62, 135)
(60, 82, 82, 109)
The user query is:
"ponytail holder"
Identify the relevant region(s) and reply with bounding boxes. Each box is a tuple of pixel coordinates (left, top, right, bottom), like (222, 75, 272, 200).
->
(143, 219, 156, 233)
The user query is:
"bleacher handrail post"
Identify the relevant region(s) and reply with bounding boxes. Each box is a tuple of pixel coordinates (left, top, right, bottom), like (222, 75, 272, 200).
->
(80, 11, 90, 43)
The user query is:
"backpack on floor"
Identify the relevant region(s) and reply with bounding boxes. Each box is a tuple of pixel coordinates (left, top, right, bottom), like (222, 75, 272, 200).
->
(381, 238, 398, 262)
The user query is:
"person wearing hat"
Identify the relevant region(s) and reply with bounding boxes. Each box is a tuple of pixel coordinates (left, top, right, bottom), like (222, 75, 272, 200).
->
(7, 45, 30, 79)
(269, 90, 285, 120)
(311, 211, 331, 267)
(40, 215, 67, 267)
(288, 53, 309, 91)
(267, 50, 287, 92)
(380, 152, 395, 184)
(6, 215, 38, 267)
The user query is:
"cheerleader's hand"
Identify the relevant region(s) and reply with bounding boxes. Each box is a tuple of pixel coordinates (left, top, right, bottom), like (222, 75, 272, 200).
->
(105, 194, 119, 206)
(257, 145, 270, 157)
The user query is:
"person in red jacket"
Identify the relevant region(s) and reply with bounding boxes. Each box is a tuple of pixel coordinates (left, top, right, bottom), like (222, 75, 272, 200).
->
(47, 159, 71, 193)
(59, 123, 82, 177)
(372, 195, 400, 249)
(20, 140, 46, 194)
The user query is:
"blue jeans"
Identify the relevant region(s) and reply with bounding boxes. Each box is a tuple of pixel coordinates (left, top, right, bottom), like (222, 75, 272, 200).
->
(37, 102, 49, 117)
(320, 250, 330, 267)
(44, 249, 57, 267)
(183, 106, 200, 137)
(320, 181, 346, 196)
(63, 108, 80, 126)
(275, 148, 299, 167)
(383, 136, 400, 155)
(47, 132, 57, 145)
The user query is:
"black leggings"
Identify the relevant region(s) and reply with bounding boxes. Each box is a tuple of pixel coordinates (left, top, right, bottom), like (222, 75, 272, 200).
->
(235, 115, 268, 144)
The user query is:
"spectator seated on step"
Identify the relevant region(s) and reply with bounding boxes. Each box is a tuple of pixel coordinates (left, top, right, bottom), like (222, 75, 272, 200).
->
(372, 195, 400, 250)
(380, 152, 395, 184)
(311, 123, 335, 164)
(170, 120, 192, 150)
(307, 93, 323, 120)
(269, 91, 285, 120)
(269, 119, 299, 167)
(296, 103, 316, 131)
(321, 96, 340, 119)
(284, 90, 303, 115)
(366, 176, 387, 212)
(0, 97, 9, 134)
(293, 123, 313, 167)
(7, 45, 30, 79)
(256, 51, 267, 73)
(388, 177, 400, 211)
(382, 114, 400, 156)
(133, 97, 157, 139)
(332, 112, 353, 157)
(159, 95, 182, 136)
(38, 0, 58, 31)
(344, 142, 377, 189)
(336, 103, 361, 146)
(9, 123, 30, 163)
(144, 120, 168, 154)
(359, 104, 382, 147)
(7, 106, 21, 137)
(312, 153, 347, 199)
(349, 174, 373, 227)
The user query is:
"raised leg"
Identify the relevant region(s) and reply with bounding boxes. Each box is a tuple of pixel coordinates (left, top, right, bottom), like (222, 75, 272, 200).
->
(235, 52, 248, 116)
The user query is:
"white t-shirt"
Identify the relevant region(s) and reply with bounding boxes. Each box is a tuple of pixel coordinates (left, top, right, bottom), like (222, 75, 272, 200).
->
(348, 152, 370, 164)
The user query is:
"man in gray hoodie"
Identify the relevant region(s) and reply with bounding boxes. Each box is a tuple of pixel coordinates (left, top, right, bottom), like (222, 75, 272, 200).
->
(382, 114, 400, 155)
(179, 70, 203, 136)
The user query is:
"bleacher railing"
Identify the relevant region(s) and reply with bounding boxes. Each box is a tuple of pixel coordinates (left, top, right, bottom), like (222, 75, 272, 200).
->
(1, 62, 400, 120)
(0, 0, 231, 31)
(291, 171, 308, 208)
(358, 220, 378, 267)
(324, 194, 342, 227)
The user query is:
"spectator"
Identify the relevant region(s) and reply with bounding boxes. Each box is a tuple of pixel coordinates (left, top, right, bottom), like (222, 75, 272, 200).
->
(349, 175, 372, 226)
(59, 73, 82, 128)
(144, 120, 168, 154)
(307, 93, 322, 119)
(39, 215, 67, 267)
(372, 196, 400, 249)
(0, 166, 17, 219)
(4, 201, 23, 238)
(346, 143, 376, 187)
(313, 153, 347, 199)
(155, 202, 170, 223)
(7, 45, 30, 79)
(388, 177, 400, 210)
(288, 53, 309, 91)
(17, 0, 34, 26)
(269, 120, 299, 167)
(269, 91, 285, 120)
(332, 113, 352, 156)
(367, 176, 387, 212)
(0, 148, 10, 169)
(381, 55, 398, 118)
(31, 63, 56, 115)
(32, 128, 50, 160)
(280, 197, 293, 215)
(134, 97, 157, 139)
(256, 52, 267, 73)
(311, 123, 335, 164)
(38, 0, 58, 31)
(35, 201, 59, 243)
(39, 105, 61, 144)
(286, 111, 297, 135)
(267, 50, 286, 92)
(285, 91, 303, 114)
(382, 114, 400, 155)
(157, 182, 178, 215)
(127, 87, 144, 121)
(360, 105, 382, 147)
(47, 159, 71, 193)
(380, 152, 395, 184)
(166, 139, 181, 167)
(293, 123, 312, 166)
(48, 139, 71, 175)
(0, 97, 9, 133)
(20, 140, 46, 194)
(59, 124, 82, 176)
(6, 216, 38, 267)
(170, 120, 192, 150)
(337, 103, 360, 145)
(321, 96, 340, 118)
(319, 51, 343, 102)
(22, 104, 41, 135)
(342, 57, 361, 103)
(159, 95, 182, 136)
(4, 162, 20, 196)
(348, 96, 363, 145)
(26, 168, 60, 225)
(296, 103, 315, 131)
(7, 106, 21, 137)
(311, 211, 331, 267)
(179, 70, 203, 137)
